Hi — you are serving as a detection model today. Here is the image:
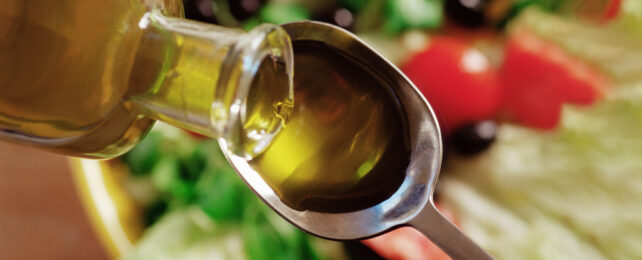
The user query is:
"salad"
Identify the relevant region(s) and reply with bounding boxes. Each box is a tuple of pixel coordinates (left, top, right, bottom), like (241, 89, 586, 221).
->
(109, 0, 642, 259)
(118, 127, 348, 259)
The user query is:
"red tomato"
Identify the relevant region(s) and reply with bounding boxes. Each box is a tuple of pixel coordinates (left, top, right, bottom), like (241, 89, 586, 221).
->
(402, 37, 501, 134)
(362, 204, 457, 260)
(604, 0, 622, 21)
(501, 29, 610, 129)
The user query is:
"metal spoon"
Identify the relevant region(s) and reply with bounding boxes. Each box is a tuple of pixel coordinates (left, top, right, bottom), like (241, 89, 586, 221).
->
(220, 21, 495, 260)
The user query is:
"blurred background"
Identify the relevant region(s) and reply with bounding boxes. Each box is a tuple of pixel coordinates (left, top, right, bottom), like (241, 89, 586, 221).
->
(0, 141, 108, 259)
(2, 0, 639, 259)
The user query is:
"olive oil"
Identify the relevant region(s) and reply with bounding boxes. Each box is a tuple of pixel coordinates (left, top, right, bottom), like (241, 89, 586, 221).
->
(249, 41, 410, 213)
(0, 0, 292, 158)
(0, 0, 159, 148)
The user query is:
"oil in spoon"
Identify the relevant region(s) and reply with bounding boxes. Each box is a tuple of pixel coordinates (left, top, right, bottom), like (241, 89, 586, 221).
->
(248, 41, 410, 213)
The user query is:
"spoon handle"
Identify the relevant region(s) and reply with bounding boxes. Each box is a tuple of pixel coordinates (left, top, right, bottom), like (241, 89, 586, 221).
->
(409, 203, 495, 260)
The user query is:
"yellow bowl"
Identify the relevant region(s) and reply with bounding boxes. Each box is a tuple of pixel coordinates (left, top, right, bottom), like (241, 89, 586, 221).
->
(70, 158, 144, 259)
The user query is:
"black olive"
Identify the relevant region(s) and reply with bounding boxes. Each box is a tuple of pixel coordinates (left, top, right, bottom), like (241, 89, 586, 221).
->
(229, 0, 266, 21)
(314, 7, 355, 31)
(183, 0, 218, 24)
(451, 120, 497, 156)
(444, 0, 489, 28)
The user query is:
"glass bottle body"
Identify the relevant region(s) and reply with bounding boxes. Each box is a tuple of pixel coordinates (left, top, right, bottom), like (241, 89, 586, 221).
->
(0, 0, 293, 158)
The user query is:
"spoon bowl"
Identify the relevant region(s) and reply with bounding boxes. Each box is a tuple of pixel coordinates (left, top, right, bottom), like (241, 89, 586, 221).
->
(220, 21, 494, 260)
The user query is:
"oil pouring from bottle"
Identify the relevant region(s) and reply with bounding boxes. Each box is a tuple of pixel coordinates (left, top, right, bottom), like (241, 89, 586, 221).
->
(222, 21, 494, 260)
(0, 0, 293, 159)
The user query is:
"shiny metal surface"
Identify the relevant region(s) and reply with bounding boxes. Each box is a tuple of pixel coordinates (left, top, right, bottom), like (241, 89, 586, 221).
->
(221, 21, 494, 260)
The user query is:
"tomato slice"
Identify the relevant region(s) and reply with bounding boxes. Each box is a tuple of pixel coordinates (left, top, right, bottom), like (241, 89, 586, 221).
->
(604, 0, 622, 21)
(501, 29, 609, 129)
(402, 37, 502, 134)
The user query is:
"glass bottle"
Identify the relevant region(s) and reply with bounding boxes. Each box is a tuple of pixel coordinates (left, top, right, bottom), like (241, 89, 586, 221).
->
(0, 0, 294, 159)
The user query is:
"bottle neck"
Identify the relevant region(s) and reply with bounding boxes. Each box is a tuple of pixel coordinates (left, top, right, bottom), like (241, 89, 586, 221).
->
(127, 11, 293, 158)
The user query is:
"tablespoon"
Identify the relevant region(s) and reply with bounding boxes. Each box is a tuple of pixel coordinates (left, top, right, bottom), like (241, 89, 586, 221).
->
(220, 21, 494, 260)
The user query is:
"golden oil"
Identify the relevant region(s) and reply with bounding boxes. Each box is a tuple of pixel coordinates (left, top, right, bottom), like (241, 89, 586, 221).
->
(249, 41, 410, 213)
(0, 0, 155, 142)
(1, 1, 406, 211)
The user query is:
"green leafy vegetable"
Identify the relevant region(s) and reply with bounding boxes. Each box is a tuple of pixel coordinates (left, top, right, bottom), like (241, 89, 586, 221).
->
(123, 130, 163, 176)
(195, 166, 249, 221)
(121, 126, 346, 260)
(384, 0, 443, 34)
(242, 204, 320, 260)
(259, 3, 310, 25)
(496, 0, 569, 28)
